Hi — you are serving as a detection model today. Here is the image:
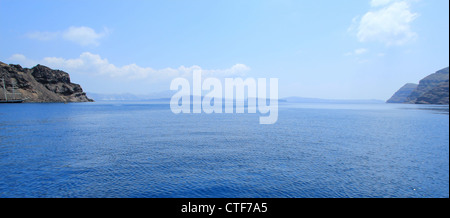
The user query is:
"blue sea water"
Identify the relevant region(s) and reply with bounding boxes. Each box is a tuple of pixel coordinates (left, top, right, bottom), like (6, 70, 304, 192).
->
(0, 102, 448, 198)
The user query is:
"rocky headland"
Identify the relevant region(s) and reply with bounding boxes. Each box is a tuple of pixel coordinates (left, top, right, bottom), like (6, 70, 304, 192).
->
(0, 61, 93, 103)
(387, 67, 449, 105)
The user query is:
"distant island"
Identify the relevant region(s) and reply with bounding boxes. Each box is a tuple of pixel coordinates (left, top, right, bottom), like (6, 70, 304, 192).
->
(88, 92, 385, 104)
(282, 97, 384, 104)
(387, 67, 449, 105)
(0, 61, 93, 103)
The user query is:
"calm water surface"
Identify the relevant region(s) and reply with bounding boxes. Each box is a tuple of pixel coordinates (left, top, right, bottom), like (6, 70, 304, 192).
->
(0, 102, 448, 198)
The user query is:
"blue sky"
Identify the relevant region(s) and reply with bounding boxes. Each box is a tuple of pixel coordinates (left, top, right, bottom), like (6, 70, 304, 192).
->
(1, 0, 448, 100)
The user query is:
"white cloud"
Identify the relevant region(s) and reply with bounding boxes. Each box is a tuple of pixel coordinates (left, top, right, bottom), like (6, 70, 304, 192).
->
(62, 26, 109, 46)
(202, 63, 251, 78)
(26, 26, 109, 46)
(8, 54, 38, 67)
(8, 53, 251, 82)
(354, 1, 419, 46)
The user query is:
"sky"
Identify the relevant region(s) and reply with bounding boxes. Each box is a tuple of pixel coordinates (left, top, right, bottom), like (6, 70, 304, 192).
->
(0, 0, 449, 100)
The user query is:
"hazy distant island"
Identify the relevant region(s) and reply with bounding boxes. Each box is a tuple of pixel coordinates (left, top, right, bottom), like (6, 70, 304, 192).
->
(0, 61, 93, 103)
(387, 67, 449, 105)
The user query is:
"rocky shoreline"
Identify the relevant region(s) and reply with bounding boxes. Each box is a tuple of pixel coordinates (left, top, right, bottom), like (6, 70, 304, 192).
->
(387, 67, 449, 105)
(0, 61, 93, 103)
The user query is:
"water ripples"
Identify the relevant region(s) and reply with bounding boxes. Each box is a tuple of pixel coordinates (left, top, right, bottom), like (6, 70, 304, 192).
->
(0, 103, 448, 198)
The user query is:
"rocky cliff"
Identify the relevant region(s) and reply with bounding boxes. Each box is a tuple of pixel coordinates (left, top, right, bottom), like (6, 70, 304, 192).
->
(387, 67, 449, 105)
(414, 80, 449, 105)
(0, 61, 93, 103)
(387, 83, 418, 103)
(405, 67, 449, 104)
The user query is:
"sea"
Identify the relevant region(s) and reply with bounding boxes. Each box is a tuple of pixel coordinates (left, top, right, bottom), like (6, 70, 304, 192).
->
(0, 102, 448, 198)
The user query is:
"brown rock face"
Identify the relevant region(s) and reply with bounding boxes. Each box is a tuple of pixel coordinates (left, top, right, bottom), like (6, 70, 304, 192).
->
(0, 61, 93, 103)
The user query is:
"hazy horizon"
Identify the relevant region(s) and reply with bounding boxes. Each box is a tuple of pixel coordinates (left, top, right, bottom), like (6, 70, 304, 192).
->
(86, 91, 386, 102)
(1, 0, 449, 100)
